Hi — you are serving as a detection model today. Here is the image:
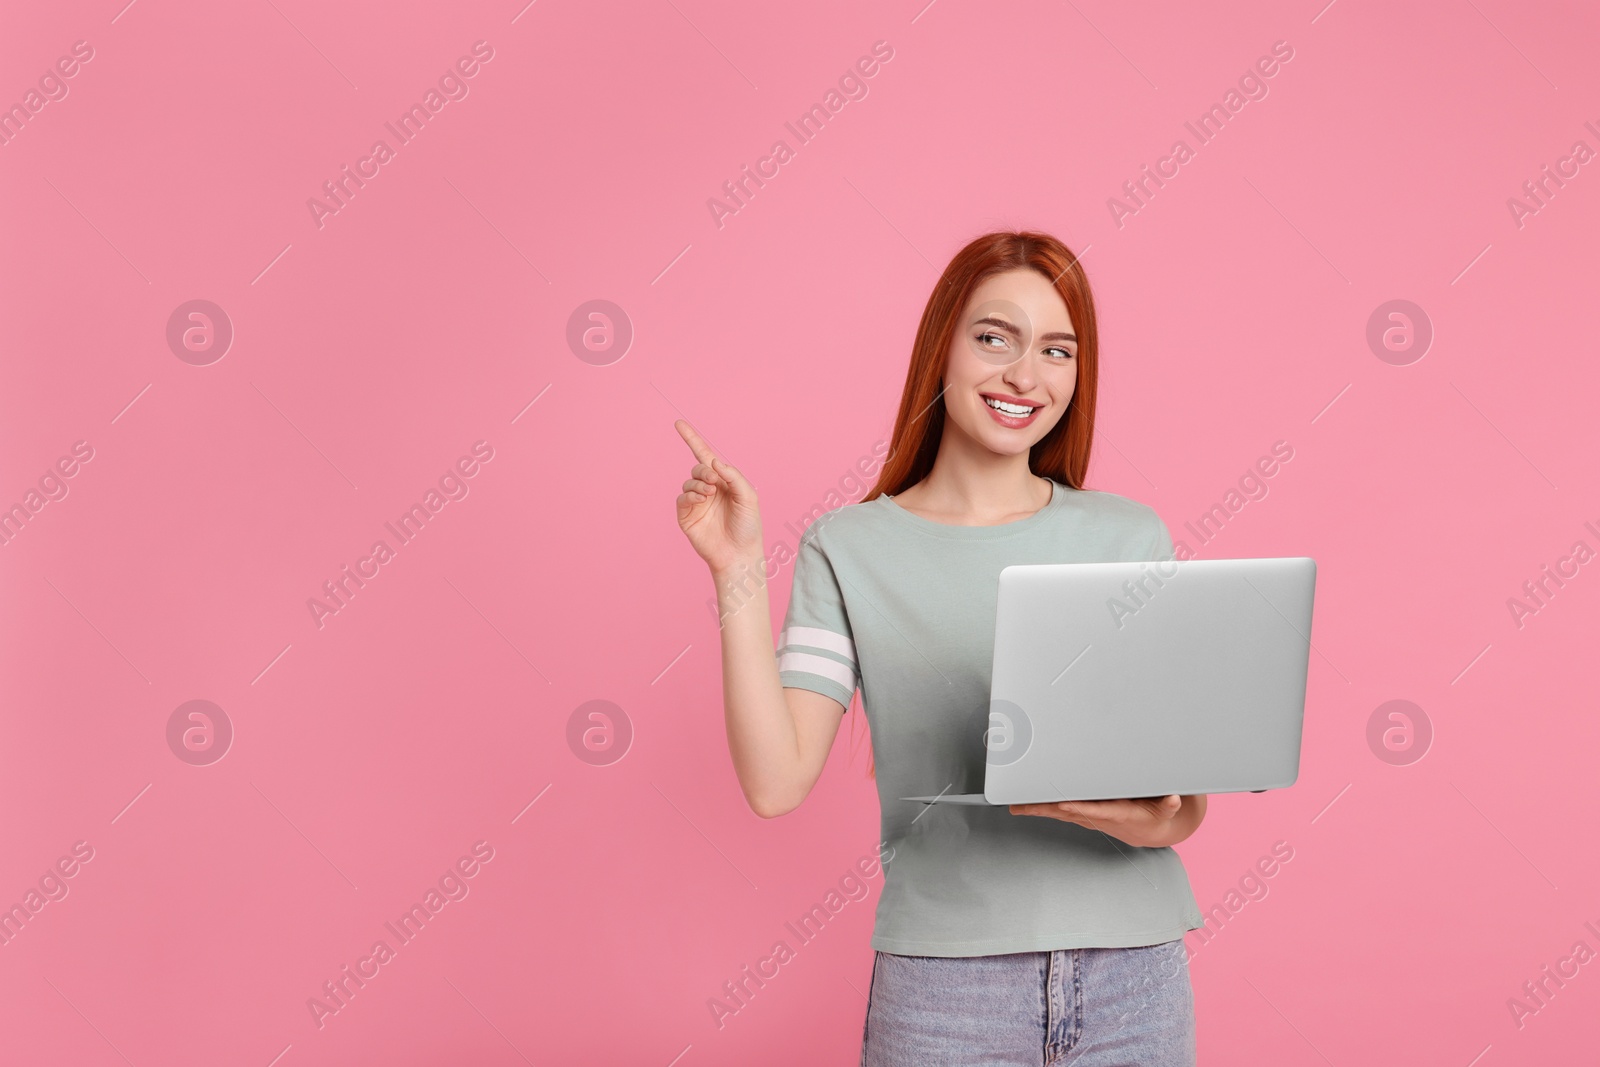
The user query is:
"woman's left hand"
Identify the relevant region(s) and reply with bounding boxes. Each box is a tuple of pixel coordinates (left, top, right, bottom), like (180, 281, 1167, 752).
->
(1009, 794, 1190, 848)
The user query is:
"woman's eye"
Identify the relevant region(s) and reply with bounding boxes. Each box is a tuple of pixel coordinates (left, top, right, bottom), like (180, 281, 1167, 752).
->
(1045, 346, 1075, 360)
(977, 332, 1008, 349)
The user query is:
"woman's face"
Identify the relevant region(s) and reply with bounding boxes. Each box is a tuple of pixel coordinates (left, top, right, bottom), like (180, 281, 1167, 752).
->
(941, 268, 1078, 457)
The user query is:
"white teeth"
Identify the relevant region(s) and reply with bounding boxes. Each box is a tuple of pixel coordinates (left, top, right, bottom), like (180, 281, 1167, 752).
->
(985, 397, 1036, 416)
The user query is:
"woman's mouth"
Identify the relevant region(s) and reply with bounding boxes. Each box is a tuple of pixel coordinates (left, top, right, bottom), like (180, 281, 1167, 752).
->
(981, 393, 1043, 429)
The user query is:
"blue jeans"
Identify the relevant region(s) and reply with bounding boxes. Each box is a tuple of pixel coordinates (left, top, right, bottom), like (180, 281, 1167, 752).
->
(860, 940, 1194, 1066)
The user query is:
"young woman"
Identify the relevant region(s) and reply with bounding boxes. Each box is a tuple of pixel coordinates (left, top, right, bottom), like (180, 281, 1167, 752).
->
(674, 231, 1207, 1066)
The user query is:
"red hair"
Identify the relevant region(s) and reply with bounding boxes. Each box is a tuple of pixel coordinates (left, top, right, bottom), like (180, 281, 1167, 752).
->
(853, 230, 1102, 778)
(866, 229, 1100, 500)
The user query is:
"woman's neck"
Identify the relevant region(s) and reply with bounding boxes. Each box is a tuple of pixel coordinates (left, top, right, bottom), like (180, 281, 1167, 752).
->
(892, 445, 1050, 526)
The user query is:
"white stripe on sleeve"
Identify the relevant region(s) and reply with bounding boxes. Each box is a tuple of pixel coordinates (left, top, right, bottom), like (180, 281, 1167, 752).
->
(776, 651, 857, 692)
(777, 626, 857, 663)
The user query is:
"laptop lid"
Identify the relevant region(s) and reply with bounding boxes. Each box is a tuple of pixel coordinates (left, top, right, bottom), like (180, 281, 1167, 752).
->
(981, 556, 1316, 804)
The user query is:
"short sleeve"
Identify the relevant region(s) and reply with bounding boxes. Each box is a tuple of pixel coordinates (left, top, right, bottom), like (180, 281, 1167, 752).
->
(776, 530, 858, 711)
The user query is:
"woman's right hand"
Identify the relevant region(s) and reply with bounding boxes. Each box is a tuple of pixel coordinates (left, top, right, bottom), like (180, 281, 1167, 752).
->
(674, 419, 764, 576)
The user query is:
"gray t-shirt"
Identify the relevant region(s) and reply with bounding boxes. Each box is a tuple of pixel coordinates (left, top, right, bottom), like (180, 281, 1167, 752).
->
(777, 477, 1206, 956)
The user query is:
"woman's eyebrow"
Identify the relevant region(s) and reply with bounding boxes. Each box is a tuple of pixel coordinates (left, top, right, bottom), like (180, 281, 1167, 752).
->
(972, 315, 1022, 336)
(973, 316, 1076, 343)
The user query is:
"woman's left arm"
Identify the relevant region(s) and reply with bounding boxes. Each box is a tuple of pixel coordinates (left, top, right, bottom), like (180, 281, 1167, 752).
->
(1009, 794, 1207, 849)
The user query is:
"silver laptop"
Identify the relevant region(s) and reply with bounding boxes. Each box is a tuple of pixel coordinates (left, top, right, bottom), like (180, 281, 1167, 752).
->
(901, 557, 1316, 805)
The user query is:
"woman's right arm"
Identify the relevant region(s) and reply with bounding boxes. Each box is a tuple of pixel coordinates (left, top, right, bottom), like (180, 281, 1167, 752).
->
(675, 420, 847, 818)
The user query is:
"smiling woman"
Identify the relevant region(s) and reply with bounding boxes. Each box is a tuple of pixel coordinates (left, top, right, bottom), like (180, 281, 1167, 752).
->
(674, 231, 1205, 1066)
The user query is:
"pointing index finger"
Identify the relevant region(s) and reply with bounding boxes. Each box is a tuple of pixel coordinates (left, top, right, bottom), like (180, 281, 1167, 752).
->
(674, 418, 717, 467)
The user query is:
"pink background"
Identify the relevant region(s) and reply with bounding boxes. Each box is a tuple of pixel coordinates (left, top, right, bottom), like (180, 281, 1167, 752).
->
(3, 0, 1597, 1063)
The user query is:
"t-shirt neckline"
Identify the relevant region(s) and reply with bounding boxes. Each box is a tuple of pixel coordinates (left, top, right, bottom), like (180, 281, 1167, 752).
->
(877, 478, 1067, 539)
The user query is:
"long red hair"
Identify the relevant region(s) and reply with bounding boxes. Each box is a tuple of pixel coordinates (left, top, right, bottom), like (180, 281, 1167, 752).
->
(852, 230, 1103, 778)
